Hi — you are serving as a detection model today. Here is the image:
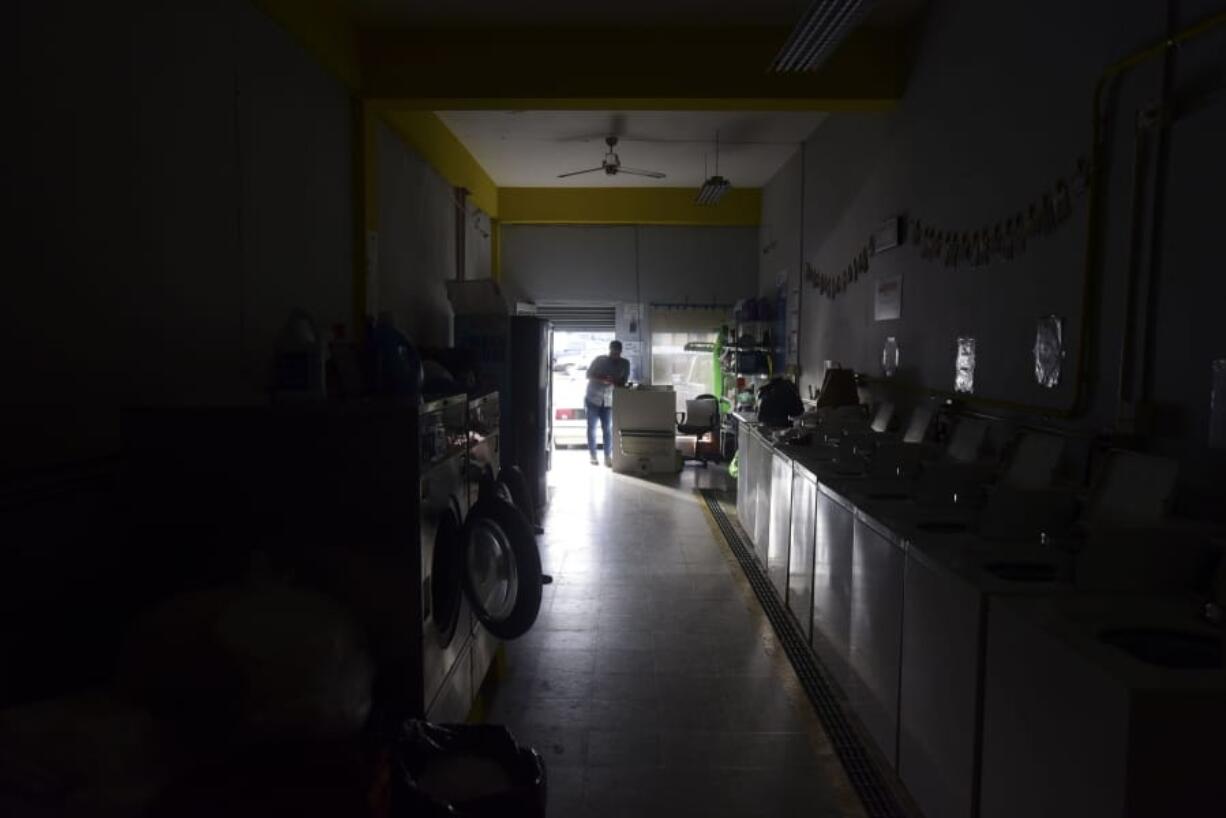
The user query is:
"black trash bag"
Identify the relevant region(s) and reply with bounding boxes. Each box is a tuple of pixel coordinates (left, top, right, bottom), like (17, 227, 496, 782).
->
(387, 721, 546, 818)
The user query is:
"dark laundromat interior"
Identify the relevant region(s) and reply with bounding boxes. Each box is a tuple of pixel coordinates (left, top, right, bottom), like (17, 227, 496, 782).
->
(3, 1, 1226, 816)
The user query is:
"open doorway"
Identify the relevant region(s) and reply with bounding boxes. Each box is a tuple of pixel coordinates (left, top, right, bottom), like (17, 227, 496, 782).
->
(551, 330, 615, 449)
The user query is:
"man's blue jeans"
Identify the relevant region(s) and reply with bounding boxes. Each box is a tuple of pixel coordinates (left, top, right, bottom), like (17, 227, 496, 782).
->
(586, 400, 612, 461)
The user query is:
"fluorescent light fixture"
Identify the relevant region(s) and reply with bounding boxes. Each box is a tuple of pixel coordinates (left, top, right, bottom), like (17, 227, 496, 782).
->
(695, 175, 731, 206)
(770, 0, 873, 73)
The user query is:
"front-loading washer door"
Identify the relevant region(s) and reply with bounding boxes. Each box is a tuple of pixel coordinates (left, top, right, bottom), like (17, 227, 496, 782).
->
(430, 497, 465, 648)
(461, 496, 543, 640)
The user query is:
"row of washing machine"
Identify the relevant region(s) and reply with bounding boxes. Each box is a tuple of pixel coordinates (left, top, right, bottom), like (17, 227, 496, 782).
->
(419, 390, 546, 723)
(119, 395, 546, 728)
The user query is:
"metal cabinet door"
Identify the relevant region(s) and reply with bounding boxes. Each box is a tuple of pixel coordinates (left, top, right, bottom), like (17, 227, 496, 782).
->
(847, 513, 906, 768)
(737, 422, 752, 529)
(786, 469, 817, 639)
(812, 487, 855, 692)
(767, 452, 793, 599)
(899, 550, 983, 818)
(752, 432, 772, 565)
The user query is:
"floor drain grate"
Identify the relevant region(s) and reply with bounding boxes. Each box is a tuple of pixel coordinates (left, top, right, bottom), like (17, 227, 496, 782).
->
(700, 489, 911, 818)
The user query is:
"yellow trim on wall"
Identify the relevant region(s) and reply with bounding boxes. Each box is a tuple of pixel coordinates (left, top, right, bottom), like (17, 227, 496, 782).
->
(491, 219, 502, 282)
(249, 0, 361, 91)
(365, 97, 896, 113)
(375, 107, 500, 218)
(499, 188, 762, 226)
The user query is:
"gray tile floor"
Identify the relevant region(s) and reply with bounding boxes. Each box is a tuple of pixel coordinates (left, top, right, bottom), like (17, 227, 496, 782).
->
(480, 450, 864, 818)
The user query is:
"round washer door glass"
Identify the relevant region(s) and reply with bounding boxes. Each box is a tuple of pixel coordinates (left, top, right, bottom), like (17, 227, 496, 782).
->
(466, 516, 519, 620)
(461, 498, 543, 640)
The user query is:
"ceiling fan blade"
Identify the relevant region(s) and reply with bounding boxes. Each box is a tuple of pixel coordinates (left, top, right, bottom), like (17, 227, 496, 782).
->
(617, 167, 667, 179)
(556, 167, 606, 178)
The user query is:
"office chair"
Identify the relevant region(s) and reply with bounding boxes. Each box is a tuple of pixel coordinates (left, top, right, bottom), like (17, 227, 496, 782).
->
(676, 394, 720, 467)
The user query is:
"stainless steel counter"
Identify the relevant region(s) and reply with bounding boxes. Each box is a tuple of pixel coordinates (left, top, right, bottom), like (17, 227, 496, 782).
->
(732, 432, 1224, 818)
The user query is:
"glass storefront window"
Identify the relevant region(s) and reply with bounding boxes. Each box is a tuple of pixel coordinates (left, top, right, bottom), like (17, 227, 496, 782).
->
(651, 331, 718, 412)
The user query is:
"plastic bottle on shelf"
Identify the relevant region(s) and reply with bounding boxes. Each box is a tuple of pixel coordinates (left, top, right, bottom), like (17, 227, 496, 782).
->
(271, 309, 326, 401)
(326, 323, 363, 400)
(372, 311, 422, 401)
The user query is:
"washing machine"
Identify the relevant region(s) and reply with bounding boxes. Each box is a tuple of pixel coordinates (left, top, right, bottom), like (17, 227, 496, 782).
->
(425, 390, 545, 720)
(120, 401, 540, 728)
(465, 391, 502, 696)
(465, 390, 501, 507)
(420, 394, 476, 722)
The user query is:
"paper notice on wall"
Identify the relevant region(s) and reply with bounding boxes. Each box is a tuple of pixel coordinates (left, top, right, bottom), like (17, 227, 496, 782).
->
(622, 341, 643, 381)
(874, 275, 902, 321)
(622, 304, 641, 339)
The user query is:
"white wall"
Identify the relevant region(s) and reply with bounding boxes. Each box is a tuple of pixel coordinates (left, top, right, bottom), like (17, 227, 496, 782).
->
(465, 204, 493, 282)
(502, 224, 758, 305)
(761, 0, 1226, 512)
(373, 130, 493, 349)
(4, 0, 353, 471)
(375, 123, 457, 349)
(501, 223, 757, 384)
(237, 6, 355, 388)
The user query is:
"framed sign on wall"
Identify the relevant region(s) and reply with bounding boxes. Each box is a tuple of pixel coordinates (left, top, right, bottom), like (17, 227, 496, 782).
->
(874, 275, 902, 322)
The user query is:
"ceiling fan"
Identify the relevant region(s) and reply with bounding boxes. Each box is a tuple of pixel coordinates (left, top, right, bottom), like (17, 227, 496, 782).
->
(556, 136, 666, 179)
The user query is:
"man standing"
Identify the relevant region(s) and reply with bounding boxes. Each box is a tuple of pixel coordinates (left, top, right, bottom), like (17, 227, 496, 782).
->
(585, 340, 630, 466)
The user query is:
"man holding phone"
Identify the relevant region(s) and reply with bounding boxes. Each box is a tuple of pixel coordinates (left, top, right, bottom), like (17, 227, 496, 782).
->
(584, 340, 630, 466)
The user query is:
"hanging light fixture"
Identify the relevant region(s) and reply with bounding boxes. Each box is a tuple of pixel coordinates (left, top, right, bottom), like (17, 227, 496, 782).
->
(769, 0, 873, 73)
(695, 132, 731, 206)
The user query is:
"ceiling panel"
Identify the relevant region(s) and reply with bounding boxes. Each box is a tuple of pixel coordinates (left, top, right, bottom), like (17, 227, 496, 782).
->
(437, 110, 825, 187)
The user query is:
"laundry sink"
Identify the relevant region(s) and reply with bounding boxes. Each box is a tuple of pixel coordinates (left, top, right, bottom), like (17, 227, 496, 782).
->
(983, 561, 1059, 583)
(1099, 627, 1224, 670)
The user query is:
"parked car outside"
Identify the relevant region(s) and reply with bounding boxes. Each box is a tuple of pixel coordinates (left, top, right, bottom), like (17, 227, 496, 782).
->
(552, 363, 591, 448)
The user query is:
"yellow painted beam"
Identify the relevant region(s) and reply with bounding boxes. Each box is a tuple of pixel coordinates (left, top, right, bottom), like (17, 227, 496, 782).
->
(249, 0, 361, 91)
(375, 107, 500, 218)
(491, 220, 502, 282)
(499, 188, 762, 226)
(360, 26, 907, 110)
(370, 97, 895, 113)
